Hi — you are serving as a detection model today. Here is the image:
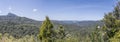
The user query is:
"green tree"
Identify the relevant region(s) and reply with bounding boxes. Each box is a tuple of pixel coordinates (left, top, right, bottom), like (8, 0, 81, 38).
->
(102, 2, 120, 41)
(103, 11, 117, 41)
(113, 2, 120, 20)
(39, 16, 54, 42)
(89, 25, 103, 42)
(103, 13, 116, 28)
(57, 25, 65, 39)
(103, 1, 120, 42)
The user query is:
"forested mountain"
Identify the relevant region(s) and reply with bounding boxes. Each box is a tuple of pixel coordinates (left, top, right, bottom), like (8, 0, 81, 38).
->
(0, 13, 41, 25)
(0, 13, 103, 38)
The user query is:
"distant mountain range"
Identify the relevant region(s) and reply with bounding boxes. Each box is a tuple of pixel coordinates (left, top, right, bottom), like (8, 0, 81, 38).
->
(0, 13, 103, 38)
(0, 12, 103, 28)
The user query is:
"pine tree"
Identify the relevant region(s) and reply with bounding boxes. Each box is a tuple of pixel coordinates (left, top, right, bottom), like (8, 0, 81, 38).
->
(57, 25, 65, 39)
(103, 13, 116, 28)
(102, 2, 120, 41)
(39, 16, 54, 42)
(103, 11, 117, 41)
(89, 25, 103, 42)
(113, 2, 120, 20)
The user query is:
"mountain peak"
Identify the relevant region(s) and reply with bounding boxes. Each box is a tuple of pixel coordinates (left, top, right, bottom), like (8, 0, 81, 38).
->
(7, 13, 17, 17)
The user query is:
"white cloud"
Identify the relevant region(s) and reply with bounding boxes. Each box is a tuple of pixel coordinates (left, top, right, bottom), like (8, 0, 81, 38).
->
(33, 9, 38, 12)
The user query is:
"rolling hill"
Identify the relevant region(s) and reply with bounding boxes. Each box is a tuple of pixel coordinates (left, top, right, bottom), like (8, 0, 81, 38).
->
(0, 13, 103, 38)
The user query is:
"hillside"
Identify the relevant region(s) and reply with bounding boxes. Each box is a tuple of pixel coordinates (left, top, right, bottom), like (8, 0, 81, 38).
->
(0, 13, 103, 38)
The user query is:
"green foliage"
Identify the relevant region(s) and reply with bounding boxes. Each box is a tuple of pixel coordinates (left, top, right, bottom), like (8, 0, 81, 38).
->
(0, 34, 37, 42)
(39, 16, 54, 42)
(103, 13, 116, 28)
(115, 20, 120, 27)
(56, 25, 65, 39)
(110, 30, 120, 42)
(89, 25, 104, 42)
(113, 4, 120, 20)
(102, 1, 120, 41)
(0, 24, 39, 38)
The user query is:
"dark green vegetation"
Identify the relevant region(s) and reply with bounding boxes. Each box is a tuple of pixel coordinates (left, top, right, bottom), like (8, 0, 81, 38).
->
(0, 13, 40, 38)
(101, 1, 120, 42)
(39, 16, 66, 42)
(39, 16, 55, 42)
(0, 13, 102, 39)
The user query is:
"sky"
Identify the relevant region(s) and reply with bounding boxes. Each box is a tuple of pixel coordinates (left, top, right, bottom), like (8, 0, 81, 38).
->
(0, 0, 117, 21)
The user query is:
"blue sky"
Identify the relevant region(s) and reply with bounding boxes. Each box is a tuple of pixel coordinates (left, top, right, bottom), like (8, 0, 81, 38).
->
(0, 0, 117, 21)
